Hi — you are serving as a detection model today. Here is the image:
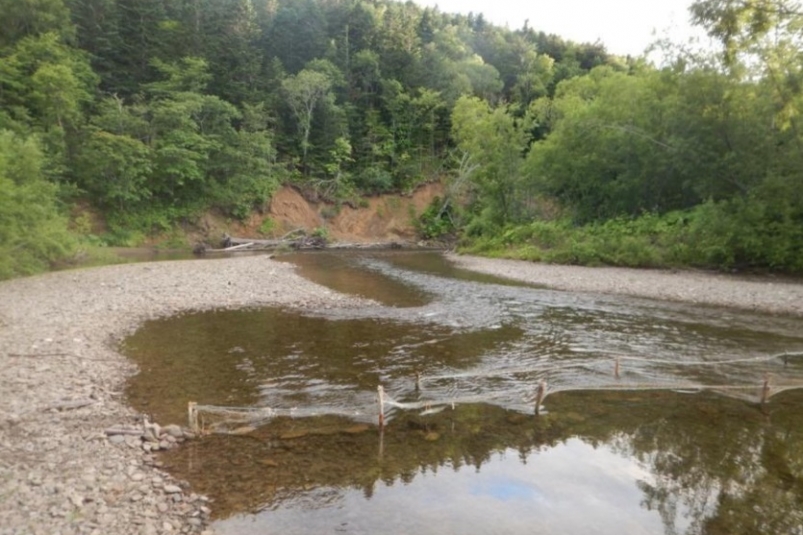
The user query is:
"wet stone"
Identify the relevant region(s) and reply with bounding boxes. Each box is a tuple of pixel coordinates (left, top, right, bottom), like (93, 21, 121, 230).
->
(162, 425, 183, 438)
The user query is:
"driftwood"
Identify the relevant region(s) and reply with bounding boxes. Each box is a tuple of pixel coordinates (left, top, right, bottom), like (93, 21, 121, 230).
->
(194, 230, 416, 255)
(44, 399, 98, 411)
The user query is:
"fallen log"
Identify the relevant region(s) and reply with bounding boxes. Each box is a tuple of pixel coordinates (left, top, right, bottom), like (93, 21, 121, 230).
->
(327, 241, 405, 250)
(44, 399, 98, 411)
(194, 233, 425, 255)
(224, 236, 287, 247)
(222, 242, 254, 252)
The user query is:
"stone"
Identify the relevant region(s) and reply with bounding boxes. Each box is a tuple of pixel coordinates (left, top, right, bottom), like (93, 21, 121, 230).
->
(163, 485, 182, 494)
(423, 431, 440, 442)
(108, 435, 125, 445)
(162, 425, 183, 438)
(279, 430, 307, 440)
(69, 493, 84, 508)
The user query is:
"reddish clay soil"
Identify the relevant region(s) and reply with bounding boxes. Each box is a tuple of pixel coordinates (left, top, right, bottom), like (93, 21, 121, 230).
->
(232, 182, 444, 243)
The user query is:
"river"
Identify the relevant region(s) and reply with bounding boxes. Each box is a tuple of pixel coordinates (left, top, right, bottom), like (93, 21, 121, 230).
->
(122, 251, 803, 535)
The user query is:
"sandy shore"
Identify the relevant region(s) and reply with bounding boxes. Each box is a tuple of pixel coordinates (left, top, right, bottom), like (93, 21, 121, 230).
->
(3, 253, 803, 535)
(449, 254, 803, 316)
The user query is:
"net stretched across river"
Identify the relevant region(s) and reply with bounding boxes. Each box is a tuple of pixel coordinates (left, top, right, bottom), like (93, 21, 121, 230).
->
(189, 350, 803, 433)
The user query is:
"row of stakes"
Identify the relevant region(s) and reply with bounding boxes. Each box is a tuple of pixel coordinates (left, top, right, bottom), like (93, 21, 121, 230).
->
(186, 358, 775, 433)
(377, 359, 774, 429)
(376, 377, 549, 429)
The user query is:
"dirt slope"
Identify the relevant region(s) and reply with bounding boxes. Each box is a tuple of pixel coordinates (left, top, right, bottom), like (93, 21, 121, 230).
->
(214, 182, 444, 243)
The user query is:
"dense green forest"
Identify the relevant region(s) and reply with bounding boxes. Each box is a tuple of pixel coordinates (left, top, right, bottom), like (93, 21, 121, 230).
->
(1, 0, 802, 278)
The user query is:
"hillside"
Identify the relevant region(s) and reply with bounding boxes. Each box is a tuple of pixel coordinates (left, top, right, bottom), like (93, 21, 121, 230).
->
(3, 0, 803, 277)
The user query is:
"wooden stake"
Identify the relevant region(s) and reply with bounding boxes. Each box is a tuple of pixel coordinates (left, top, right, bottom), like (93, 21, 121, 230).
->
(761, 374, 771, 405)
(415, 371, 421, 392)
(377, 385, 385, 428)
(535, 380, 547, 416)
(188, 402, 198, 434)
(614, 358, 621, 379)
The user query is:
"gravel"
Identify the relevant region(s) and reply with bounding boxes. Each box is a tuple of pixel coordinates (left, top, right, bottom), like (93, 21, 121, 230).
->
(448, 254, 803, 316)
(0, 255, 365, 535)
(3, 252, 802, 535)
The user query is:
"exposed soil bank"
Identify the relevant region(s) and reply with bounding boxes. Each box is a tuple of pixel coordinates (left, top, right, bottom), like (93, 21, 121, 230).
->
(3, 253, 803, 535)
(190, 182, 444, 247)
(448, 254, 803, 316)
(0, 256, 366, 535)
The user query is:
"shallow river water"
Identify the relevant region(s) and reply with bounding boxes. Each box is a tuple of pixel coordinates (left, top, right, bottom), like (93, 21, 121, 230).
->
(123, 252, 803, 535)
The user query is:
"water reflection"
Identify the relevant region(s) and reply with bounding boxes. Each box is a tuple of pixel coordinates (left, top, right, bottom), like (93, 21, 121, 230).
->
(124, 308, 524, 426)
(160, 391, 803, 535)
(215, 440, 662, 535)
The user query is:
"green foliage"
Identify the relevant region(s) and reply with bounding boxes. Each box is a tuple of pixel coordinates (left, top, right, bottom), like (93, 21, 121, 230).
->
(75, 130, 152, 208)
(0, 0, 74, 50)
(258, 217, 275, 236)
(13, 0, 803, 278)
(311, 226, 329, 240)
(415, 196, 456, 240)
(461, 198, 803, 273)
(282, 66, 334, 167)
(451, 96, 531, 226)
(69, 59, 279, 226)
(353, 166, 393, 194)
(0, 130, 78, 279)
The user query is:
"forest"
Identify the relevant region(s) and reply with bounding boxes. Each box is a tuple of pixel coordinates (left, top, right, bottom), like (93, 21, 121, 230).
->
(1, 0, 802, 278)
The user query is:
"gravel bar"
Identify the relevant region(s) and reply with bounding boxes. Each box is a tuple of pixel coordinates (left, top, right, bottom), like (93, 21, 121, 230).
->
(448, 254, 803, 316)
(0, 256, 366, 535)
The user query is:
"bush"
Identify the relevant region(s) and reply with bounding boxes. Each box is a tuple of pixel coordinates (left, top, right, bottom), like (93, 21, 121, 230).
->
(0, 131, 79, 279)
(459, 197, 803, 274)
(415, 197, 456, 240)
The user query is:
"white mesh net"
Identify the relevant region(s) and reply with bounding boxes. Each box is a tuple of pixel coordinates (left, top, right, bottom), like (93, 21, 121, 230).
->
(189, 351, 803, 434)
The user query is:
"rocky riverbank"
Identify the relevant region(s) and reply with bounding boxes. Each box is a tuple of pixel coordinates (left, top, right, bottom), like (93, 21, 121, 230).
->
(0, 256, 366, 535)
(448, 254, 803, 316)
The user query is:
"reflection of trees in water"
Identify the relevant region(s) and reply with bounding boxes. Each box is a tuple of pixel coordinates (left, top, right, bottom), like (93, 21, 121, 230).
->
(594, 393, 803, 535)
(161, 391, 803, 532)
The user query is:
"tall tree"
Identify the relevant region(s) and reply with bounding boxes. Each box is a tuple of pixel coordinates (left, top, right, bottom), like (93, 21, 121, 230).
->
(282, 68, 333, 168)
(452, 96, 530, 227)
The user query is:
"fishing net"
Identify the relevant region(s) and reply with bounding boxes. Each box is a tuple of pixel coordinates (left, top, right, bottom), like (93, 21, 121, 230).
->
(188, 351, 803, 434)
